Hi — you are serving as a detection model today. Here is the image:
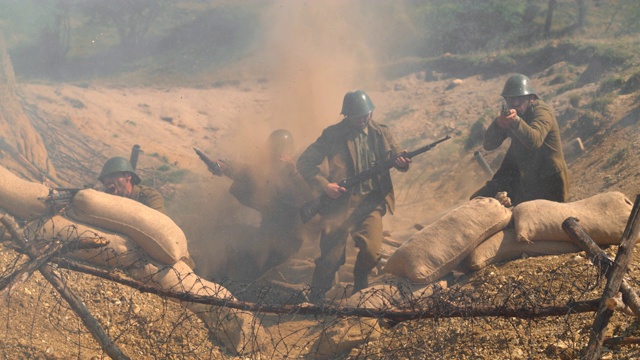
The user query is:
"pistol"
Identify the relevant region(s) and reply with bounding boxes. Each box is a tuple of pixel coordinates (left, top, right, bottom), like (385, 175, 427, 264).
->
(193, 147, 223, 176)
(501, 104, 511, 117)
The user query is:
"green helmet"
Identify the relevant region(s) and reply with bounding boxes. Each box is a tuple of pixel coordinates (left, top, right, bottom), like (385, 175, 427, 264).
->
(340, 89, 375, 118)
(501, 74, 537, 98)
(98, 156, 141, 185)
(268, 129, 294, 156)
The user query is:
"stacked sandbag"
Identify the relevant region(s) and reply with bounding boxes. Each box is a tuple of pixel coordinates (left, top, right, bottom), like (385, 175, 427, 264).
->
(129, 260, 268, 355)
(384, 197, 511, 283)
(67, 189, 188, 265)
(29, 215, 145, 269)
(513, 191, 633, 245)
(0, 165, 50, 220)
(343, 275, 445, 309)
(464, 229, 582, 271)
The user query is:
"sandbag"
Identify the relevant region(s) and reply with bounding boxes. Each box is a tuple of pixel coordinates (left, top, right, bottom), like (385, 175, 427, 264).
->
(128, 260, 268, 354)
(128, 260, 234, 300)
(30, 215, 144, 269)
(383, 197, 511, 283)
(344, 279, 442, 310)
(0, 165, 50, 220)
(513, 192, 632, 245)
(464, 229, 582, 271)
(67, 189, 188, 265)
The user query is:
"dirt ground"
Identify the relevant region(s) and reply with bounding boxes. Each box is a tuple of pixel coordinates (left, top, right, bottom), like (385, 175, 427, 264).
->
(2, 63, 640, 359)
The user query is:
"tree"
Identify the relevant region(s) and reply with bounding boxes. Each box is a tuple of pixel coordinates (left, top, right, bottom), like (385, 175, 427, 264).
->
(77, 0, 165, 48)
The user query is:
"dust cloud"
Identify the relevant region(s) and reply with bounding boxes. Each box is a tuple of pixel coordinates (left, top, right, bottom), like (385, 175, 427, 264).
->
(178, 1, 409, 279)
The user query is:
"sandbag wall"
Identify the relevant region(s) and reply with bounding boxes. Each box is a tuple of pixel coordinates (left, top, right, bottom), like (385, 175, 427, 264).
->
(384, 192, 634, 283)
(67, 189, 189, 265)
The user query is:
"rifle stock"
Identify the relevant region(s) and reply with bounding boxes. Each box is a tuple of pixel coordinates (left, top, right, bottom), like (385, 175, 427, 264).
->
(193, 147, 222, 176)
(299, 135, 451, 223)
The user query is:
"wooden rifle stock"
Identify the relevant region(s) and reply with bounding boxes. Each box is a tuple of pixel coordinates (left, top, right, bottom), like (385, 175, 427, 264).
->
(299, 135, 451, 223)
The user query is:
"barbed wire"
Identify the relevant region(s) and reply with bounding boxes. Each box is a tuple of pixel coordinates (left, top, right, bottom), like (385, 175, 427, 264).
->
(3, 214, 639, 360)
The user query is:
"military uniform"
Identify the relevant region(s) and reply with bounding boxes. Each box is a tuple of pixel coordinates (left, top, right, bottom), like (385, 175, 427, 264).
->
(472, 99, 569, 205)
(222, 155, 310, 276)
(297, 117, 405, 300)
(130, 184, 165, 214)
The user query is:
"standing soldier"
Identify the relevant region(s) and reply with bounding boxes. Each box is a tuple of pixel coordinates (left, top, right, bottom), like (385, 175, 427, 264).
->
(471, 74, 569, 206)
(297, 89, 411, 303)
(98, 156, 165, 213)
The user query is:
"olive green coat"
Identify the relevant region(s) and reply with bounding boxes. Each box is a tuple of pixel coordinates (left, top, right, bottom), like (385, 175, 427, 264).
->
(130, 185, 165, 214)
(475, 99, 569, 205)
(296, 118, 404, 215)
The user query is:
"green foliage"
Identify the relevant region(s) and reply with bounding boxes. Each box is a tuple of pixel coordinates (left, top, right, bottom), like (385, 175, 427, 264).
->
(616, 0, 640, 35)
(621, 71, 640, 94)
(409, 0, 524, 56)
(587, 95, 615, 114)
(164, 169, 187, 183)
(568, 94, 581, 108)
(604, 147, 628, 169)
(598, 76, 625, 94)
(0, 0, 58, 47)
(157, 164, 170, 172)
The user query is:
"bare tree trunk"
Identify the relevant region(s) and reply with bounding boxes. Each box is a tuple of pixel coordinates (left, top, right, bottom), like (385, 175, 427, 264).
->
(575, 0, 588, 30)
(0, 35, 56, 180)
(544, 0, 557, 39)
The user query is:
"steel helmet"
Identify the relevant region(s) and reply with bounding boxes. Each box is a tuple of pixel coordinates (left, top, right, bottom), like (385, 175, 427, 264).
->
(501, 74, 537, 98)
(268, 129, 294, 156)
(98, 157, 141, 185)
(340, 89, 375, 118)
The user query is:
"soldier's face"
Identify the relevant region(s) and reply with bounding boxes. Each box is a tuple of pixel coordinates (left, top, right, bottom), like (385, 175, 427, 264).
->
(349, 112, 372, 129)
(102, 172, 133, 197)
(504, 95, 533, 116)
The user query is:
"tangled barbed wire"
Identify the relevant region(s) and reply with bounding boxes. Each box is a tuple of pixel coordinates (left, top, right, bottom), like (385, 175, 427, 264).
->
(3, 212, 639, 359)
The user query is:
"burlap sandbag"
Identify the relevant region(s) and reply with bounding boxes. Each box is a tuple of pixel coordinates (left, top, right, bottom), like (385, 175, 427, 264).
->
(464, 228, 582, 271)
(513, 191, 632, 245)
(129, 261, 268, 355)
(383, 197, 512, 283)
(30, 215, 144, 269)
(67, 189, 188, 265)
(0, 165, 50, 220)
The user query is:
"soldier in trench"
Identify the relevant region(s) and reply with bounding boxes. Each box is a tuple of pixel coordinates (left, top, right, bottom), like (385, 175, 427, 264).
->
(471, 74, 569, 207)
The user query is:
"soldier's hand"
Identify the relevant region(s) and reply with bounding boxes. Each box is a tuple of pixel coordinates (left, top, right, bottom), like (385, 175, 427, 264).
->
(495, 191, 512, 207)
(324, 183, 347, 199)
(394, 151, 411, 170)
(496, 109, 519, 129)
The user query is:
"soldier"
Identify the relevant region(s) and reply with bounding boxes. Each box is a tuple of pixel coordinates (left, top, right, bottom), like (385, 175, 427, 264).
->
(297, 89, 411, 302)
(216, 129, 312, 278)
(471, 74, 569, 206)
(98, 156, 165, 213)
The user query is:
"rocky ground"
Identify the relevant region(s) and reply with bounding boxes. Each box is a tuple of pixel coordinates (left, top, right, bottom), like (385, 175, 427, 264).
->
(1, 58, 640, 359)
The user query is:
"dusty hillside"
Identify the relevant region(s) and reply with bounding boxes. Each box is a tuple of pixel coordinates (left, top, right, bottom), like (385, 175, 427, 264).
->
(1, 54, 639, 359)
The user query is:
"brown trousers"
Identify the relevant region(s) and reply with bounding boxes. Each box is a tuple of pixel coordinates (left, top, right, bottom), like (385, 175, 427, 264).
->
(309, 193, 385, 301)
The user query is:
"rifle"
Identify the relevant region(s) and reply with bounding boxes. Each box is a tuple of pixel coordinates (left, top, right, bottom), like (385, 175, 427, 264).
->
(299, 135, 451, 223)
(193, 147, 222, 176)
(38, 188, 82, 211)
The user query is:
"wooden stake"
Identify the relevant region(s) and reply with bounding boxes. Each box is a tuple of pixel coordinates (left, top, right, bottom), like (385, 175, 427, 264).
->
(565, 194, 640, 360)
(562, 218, 640, 317)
